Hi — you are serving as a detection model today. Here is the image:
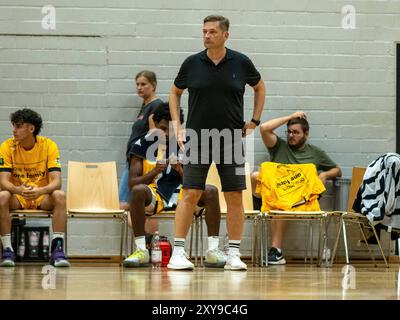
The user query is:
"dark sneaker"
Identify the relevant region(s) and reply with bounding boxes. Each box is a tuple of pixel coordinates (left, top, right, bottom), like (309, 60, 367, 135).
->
(50, 247, 70, 267)
(0, 248, 16, 267)
(268, 247, 286, 265)
(360, 235, 379, 245)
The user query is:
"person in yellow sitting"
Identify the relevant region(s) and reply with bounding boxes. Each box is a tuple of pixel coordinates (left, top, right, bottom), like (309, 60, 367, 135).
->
(0, 108, 69, 267)
(251, 111, 342, 264)
(123, 103, 226, 268)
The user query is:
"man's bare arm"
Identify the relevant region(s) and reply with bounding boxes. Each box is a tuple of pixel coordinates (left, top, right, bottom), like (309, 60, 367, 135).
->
(260, 111, 306, 148)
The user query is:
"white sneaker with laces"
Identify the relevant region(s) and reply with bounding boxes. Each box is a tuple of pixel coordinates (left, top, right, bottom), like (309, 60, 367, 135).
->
(167, 251, 194, 270)
(224, 252, 247, 271)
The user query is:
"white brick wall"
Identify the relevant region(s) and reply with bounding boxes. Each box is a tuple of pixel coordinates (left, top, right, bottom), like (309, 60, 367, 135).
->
(1, 1, 398, 257)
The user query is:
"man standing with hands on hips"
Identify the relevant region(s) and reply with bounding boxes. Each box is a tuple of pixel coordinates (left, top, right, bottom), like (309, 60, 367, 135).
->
(168, 15, 266, 270)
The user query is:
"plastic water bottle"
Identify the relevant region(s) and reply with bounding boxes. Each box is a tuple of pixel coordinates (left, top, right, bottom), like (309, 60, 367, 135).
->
(151, 231, 162, 269)
(29, 231, 39, 258)
(18, 232, 25, 259)
(42, 231, 49, 260)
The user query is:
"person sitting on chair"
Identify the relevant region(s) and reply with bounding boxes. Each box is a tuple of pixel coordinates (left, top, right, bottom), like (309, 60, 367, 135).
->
(251, 111, 342, 265)
(123, 103, 226, 268)
(119, 70, 162, 249)
(0, 108, 69, 267)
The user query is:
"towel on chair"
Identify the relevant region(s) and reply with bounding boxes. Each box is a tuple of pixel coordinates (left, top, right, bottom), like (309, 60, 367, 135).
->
(353, 153, 400, 224)
(256, 162, 326, 212)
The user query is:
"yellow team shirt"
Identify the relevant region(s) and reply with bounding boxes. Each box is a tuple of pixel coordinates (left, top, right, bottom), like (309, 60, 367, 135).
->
(0, 136, 61, 208)
(141, 158, 182, 215)
(255, 162, 326, 212)
(129, 135, 182, 215)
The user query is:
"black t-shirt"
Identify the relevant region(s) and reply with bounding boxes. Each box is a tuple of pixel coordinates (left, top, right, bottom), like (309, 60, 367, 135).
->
(125, 98, 163, 159)
(174, 48, 261, 134)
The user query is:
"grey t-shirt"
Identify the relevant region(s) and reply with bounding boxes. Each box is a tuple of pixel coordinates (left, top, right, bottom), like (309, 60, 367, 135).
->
(267, 137, 337, 172)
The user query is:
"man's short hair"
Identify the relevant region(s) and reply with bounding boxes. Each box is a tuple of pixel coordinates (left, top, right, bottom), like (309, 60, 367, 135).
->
(203, 15, 230, 32)
(287, 117, 309, 133)
(152, 102, 184, 125)
(10, 108, 43, 136)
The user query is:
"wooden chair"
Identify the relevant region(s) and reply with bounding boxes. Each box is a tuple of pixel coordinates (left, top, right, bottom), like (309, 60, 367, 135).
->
(259, 210, 330, 267)
(330, 167, 389, 267)
(66, 161, 127, 264)
(257, 165, 332, 267)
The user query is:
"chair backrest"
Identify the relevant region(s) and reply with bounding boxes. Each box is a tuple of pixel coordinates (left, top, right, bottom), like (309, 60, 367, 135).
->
(347, 167, 366, 212)
(205, 162, 254, 213)
(67, 161, 120, 211)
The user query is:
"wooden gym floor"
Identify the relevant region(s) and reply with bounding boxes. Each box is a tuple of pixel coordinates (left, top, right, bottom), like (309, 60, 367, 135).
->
(0, 261, 399, 300)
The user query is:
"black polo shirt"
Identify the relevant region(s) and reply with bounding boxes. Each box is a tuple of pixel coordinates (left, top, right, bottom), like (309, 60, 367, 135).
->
(174, 48, 261, 134)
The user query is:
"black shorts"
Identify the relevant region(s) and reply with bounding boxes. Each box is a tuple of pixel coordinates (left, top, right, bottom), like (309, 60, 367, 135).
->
(183, 163, 246, 192)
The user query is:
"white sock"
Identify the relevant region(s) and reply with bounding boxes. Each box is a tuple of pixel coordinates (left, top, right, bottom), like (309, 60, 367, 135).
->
(52, 232, 65, 241)
(135, 236, 146, 251)
(173, 238, 186, 254)
(1, 234, 13, 251)
(208, 236, 219, 251)
(228, 240, 241, 256)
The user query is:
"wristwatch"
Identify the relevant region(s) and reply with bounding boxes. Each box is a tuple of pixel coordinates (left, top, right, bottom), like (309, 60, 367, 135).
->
(251, 118, 260, 126)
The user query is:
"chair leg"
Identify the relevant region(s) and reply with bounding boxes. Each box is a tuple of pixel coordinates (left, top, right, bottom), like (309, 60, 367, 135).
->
(200, 214, 204, 267)
(119, 217, 125, 266)
(310, 223, 314, 264)
(261, 215, 268, 267)
(370, 223, 389, 268)
(358, 222, 377, 267)
(264, 216, 268, 267)
(259, 216, 264, 267)
(256, 215, 261, 266)
(195, 215, 199, 267)
(317, 219, 323, 267)
(130, 223, 135, 253)
(252, 215, 257, 266)
(189, 216, 194, 260)
(125, 214, 129, 257)
(342, 219, 349, 264)
(256, 214, 262, 266)
(323, 216, 331, 267)
(305, 221, 312, 263)
(331, 216, 343, 265)
(387, 231, 391, 266)
(65, 219, 68, 256)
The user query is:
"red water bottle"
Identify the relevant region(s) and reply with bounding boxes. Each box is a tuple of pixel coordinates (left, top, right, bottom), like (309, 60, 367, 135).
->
(159, 236, 172, 267)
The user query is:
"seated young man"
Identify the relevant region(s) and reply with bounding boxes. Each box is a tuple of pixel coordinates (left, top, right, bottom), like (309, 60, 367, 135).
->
(251, 111, 342, 265)
(123, 103, 226, 269)
(0, 108, 69, 267)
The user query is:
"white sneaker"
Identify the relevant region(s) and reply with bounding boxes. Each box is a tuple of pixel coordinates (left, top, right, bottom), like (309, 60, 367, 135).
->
(224, 252, 247, 271)
(204, 248, 227, 268)
(167, 251, 194, 270)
